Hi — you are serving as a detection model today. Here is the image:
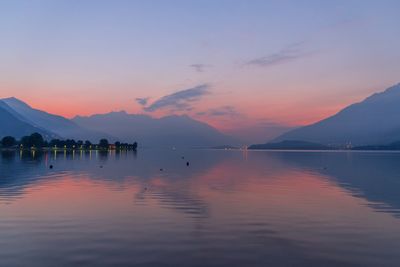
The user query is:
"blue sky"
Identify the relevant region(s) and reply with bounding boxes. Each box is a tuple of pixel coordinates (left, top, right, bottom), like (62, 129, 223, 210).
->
(0, 0, 399, 137)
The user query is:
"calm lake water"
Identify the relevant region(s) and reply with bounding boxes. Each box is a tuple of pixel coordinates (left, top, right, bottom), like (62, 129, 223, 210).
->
(1, 149, 400, 267)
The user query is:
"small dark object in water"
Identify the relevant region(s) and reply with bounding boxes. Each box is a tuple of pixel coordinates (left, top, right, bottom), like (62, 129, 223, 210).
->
(160, 168, 163, 171)
(186, 162, 189, 166)
(100, 165, 103, 168)
(323, 166, 327, 170)
(181, 156, 184, 159)
(144, 187, 148, 191)
(49, 165, 53, 169)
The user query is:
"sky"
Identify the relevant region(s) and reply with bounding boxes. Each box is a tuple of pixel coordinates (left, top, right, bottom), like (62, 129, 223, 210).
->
(1, 0, 400, 140)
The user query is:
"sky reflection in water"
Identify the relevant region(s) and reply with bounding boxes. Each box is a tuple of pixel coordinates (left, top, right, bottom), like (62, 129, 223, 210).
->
(1, 149, 400, 266)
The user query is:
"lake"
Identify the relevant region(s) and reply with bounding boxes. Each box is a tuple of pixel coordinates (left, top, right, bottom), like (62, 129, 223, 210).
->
(1, 149, 400, 266)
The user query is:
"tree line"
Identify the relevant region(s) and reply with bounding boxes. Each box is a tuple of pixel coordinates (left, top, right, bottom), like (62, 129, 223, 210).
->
(0, 133, 138, 151)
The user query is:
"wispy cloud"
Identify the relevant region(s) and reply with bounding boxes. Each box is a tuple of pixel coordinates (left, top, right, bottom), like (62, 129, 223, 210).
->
(197, 106, 241, 118)
(135, 97, 149, 106)
(189, 64, 209, 73)
(246, 43, 308, 68)
(143, 84, 210, 112)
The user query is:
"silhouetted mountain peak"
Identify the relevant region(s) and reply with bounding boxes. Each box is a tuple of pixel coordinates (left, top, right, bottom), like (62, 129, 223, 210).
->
(111, 110, 128, 115)
(272, 82, 400, 146)
(0, 97, 110, 141)
(162, 114, 192, 121)
(2, 97, 32, 108)
(72, 111, 238, 147)
(2, 97, 22, 102)
(362, 83, 400, 104)
(73, 111, 152, 121)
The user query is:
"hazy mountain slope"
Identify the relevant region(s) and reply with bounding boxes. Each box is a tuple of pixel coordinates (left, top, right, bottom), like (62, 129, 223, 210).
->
(274, 83, 400, 146)
(225, 123, 295, 144)
(73, 111, 238, 147)
(0, 97, 110, 142)
(0, 102, 52, 139)
(248, 140, 330, 150)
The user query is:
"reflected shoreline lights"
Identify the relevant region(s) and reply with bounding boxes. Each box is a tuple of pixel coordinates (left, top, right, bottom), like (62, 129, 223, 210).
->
(1, 150, 400, 266)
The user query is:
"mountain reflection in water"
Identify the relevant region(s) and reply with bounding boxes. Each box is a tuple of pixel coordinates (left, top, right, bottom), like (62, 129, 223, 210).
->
(1, 149, 400, 267)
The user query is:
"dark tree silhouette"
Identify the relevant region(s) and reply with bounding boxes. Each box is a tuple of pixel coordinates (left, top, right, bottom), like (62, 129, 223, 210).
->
(1, 134, 138, 151)
(84, 140, 92, 148)
(1, 136, 16, 148)
(21, 133, 45, 148)
(115, 141, 121, 149)
(65, 139, 77, 148)
(49, 139, 62, 148)
(77, 140, 83, 148)
(99, 139, 109, 149)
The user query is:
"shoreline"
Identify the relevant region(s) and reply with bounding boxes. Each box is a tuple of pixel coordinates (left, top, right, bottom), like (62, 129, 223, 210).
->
(0, 148, 137, 152)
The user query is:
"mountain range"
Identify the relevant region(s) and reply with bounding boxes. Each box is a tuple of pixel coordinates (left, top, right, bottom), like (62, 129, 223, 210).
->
(252, 83, 400, 148)
(0, 97, 109, 141)
(0, 99, 52, 139)
(0, 97, 237, 147)
(3, 82, 400, 149)
(72, 112, 237, 148)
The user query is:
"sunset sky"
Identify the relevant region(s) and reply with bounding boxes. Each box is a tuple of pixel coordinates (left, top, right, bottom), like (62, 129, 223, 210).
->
(1, 0, 400, 136)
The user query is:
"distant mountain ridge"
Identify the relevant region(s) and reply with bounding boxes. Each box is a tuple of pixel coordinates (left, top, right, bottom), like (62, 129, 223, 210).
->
(248, 140, 330, 150)
(73, 111, 238, 148)
(352, 141, 400, 151)
(0, 100, 52, 139)
(272, 83, 400, 146)
(0, 97, 238, 147)
(0, 97, 109, 141)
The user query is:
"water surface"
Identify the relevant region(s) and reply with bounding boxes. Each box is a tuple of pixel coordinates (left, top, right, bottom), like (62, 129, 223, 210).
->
(1, 149, 400, 266)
